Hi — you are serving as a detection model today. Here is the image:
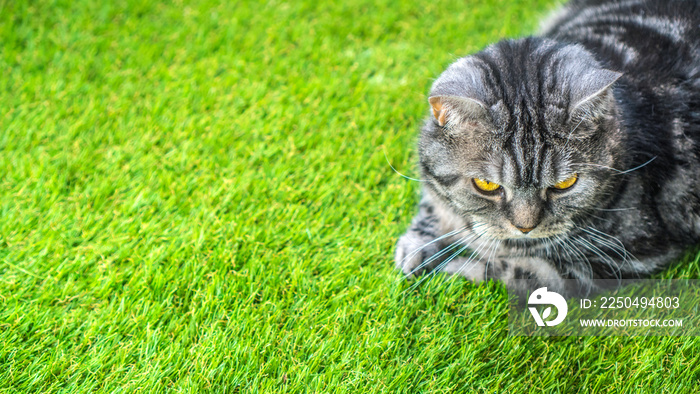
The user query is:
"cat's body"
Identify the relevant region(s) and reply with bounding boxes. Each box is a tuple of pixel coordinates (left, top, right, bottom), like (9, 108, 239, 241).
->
(395, 0, 700, 296)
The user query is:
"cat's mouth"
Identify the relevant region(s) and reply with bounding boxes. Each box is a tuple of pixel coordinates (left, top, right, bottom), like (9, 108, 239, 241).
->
(501, 237, 553, 250)
(483, 227, 568, 240)
(470, 219, 572, 242)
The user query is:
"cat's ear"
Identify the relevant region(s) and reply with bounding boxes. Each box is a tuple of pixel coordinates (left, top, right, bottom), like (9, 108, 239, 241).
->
(428, 95, 489, 128)
(568, 69, 622, 120)
(428, 57, 492, 129)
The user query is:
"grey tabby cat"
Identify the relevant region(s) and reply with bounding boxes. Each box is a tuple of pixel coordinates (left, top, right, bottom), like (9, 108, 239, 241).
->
(395, 0, 700, 296)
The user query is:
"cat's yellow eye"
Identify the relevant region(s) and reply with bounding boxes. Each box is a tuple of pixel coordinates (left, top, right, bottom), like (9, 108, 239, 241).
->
(472, 178, 501, 193)
(552, 174, 578, 190)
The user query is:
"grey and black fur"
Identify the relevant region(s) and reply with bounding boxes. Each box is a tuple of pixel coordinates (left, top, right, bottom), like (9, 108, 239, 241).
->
(395, 0, 700, 296)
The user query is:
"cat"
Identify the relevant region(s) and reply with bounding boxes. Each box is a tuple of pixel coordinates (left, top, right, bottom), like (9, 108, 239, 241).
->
(395, 0, 700, 296)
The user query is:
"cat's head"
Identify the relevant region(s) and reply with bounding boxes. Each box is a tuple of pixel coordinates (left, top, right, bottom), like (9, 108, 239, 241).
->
(420, 38, 626, 240)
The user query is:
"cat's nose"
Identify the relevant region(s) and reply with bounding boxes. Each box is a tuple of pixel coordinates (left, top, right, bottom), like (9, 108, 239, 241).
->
(507, 193, 542, 234)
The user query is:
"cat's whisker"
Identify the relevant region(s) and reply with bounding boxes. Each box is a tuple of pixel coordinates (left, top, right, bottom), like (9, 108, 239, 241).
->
(615, 156, 658, 175)
(585, 226, 629, 252)
(403, 226, 491, 292)
(558, 235, 594, 280)
(383, 148, 427, 183)
(546, 237, 564, 270)
(436, 229, 491, 271)
(573, 236, 623, 284)
(553, 238, 582, 280)
(583, 232, 629, 265)
(563, 205, 614, 222)
(403, 233, 475, 278)
(449, 233, 495, 280)
(401, 239, 463, 280)
(559, 236, 597, 293)
(459, 160, 493, 166)
(407, 240, 474, 292)
(571, 156, 657, 176)
(398, 226, 468, 270)
(581, 227, 628, 256)
(582, 226, 638, 271)
(484, 238, 502, 280)
(562, 117, 586, 151)
(413, 225, 496, 290)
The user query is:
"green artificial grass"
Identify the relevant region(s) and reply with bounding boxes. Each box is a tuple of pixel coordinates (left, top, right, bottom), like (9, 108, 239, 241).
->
(2, 0, 700, 392)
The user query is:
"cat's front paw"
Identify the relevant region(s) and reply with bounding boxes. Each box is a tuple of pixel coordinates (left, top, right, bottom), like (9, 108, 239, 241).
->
(395, 233, 442, 278)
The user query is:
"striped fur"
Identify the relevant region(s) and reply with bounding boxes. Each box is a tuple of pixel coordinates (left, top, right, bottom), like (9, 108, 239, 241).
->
(396, 0, 700, 296)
